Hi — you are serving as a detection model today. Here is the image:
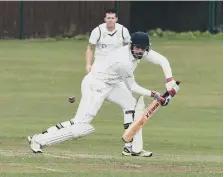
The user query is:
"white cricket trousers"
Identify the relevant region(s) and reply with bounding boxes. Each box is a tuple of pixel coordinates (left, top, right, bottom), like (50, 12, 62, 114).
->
(71, 73, 113, 124)
(71, 73, 143, 153)
(71, 73, 137, 124)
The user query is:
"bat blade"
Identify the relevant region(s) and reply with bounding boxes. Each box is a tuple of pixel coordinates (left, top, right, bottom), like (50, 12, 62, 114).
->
(122, 100, 161, 143)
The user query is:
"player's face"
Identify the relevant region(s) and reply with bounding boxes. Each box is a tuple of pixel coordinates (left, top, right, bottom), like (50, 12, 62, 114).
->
(104, 13, 117, 29)
(132, 45, 147, 59)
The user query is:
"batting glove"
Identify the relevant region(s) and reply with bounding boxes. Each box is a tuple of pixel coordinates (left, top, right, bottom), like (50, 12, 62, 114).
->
(160, 95, 171, 106)
(165, 79, 180, 97)
(151, 91, 165, 102)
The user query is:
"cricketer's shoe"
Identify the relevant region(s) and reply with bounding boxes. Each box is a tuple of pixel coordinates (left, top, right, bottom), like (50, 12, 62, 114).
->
(30, 134, 43, 153)
(122, 147, 153, 157)
(28, 130, 48, 144)
(27, 135, 33, 144)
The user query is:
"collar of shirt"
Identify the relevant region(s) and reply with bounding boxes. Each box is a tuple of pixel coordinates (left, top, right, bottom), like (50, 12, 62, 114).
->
(103, 23, 118, 34)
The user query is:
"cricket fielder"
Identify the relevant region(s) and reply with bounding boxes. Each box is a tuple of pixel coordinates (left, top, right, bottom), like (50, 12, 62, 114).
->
(85, 8, 130, 74)
(29, 32, 175, 155)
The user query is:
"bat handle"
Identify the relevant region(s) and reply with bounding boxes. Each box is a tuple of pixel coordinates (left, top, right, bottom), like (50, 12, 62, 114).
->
(159, 97, 165, 102)
(176, 80, 181, 85)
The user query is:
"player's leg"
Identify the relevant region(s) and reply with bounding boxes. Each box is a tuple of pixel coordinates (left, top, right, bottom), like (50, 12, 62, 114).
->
(31, 123, 94, 153)
(28, 73, 109, 140)
(106, 82, 152, 157)
(28, 90, 89, 143)
(127, 96, 152, 157)
(122, 96, 152, 157)
(27, 75, 92, 143)
(30, 74, 112, 153)
(106, 82, 137, 151)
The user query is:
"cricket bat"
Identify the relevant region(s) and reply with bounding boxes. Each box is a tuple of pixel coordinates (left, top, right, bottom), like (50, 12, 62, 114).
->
(122, 81, 180, 143)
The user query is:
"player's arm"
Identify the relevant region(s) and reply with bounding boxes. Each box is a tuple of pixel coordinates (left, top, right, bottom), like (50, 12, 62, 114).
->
(85, 43, 95, 72)
(144, 50, 173, 80)
(122, 27, 131, 45)
(144, 50, 180, 97)
(118, 64, 161, 99)
(85, 27, 100, 73)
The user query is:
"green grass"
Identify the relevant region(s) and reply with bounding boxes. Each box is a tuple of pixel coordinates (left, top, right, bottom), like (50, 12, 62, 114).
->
(0, 38, 222, 177)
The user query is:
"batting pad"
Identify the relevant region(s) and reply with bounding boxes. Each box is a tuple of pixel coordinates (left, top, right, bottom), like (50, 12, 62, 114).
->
(35, 123, 95, 147)
(132, 96, 145, 153)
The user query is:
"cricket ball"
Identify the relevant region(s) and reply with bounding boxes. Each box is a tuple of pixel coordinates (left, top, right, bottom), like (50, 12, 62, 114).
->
(69, 96, 75, 103)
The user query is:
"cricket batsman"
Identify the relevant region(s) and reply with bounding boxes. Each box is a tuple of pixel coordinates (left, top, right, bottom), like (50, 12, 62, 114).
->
(82, 8, 179, 157)
(28, 32, 178, 155)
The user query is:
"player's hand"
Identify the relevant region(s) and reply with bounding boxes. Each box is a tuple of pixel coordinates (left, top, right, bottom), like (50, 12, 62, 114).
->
(165, 79, 180, 97)
(85, 64, 92, 73)
(161, 95, 171, 106)
(151, 91, 165, 102)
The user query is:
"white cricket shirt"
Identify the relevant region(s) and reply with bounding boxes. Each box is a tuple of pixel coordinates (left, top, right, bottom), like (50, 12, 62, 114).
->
(90, 45, 173, 96)
(89, 23, 130, 58)
(90, 45, 151, 96)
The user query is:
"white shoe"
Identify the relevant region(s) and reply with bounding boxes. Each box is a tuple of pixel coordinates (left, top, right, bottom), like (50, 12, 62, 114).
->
(132, 149, 153, 157)
(30, 134, 43, 153)
(122, 148, 153, 157)
(28, 131, 47, 144)
(27, 135, 33, 144)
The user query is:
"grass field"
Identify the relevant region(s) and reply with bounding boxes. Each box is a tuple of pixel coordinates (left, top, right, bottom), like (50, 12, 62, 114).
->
(0, 38, 222, 177)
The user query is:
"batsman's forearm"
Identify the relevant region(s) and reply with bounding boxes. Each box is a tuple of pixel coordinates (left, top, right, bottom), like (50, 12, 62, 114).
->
(129, 83, 152, 97)
(123, 75, 152, 97)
